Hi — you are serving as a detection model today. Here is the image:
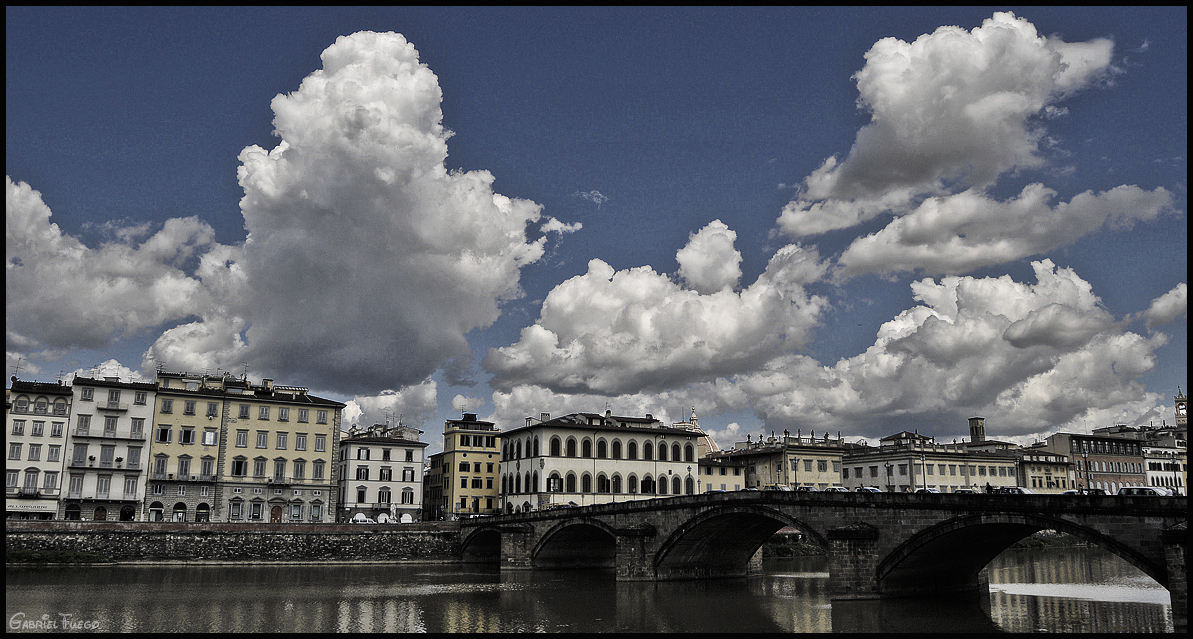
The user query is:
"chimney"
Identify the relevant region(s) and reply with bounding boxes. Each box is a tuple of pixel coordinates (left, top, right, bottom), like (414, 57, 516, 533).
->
(541, 413, 550, 422)
(968, 416, 986, 443)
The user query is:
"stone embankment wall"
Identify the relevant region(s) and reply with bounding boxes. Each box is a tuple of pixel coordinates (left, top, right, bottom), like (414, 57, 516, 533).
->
(5, 521, 462, 563)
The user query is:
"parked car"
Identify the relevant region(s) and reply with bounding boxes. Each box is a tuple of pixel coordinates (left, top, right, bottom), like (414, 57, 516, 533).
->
(795, 486, 819, 492)
(350, 513, 376, 524)
(823, 486, 849, 493)
(914, 488, 940, 494)
(953, 488, 976, 494)
(1116, 486, 1173, 496)
(997, 487, 1033, 495)
(854, 486, 881, 493)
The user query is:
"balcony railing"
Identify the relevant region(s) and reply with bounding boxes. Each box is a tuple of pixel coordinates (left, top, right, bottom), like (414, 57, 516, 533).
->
(97, 402, 129, 412)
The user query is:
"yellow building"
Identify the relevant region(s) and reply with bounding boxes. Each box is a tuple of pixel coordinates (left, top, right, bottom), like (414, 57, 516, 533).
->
(428, 413, 501, 519)
(146, 372, 344, 523)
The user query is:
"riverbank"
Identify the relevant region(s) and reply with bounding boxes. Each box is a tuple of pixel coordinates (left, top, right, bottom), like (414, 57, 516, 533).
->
(760, 529, 1092, 558)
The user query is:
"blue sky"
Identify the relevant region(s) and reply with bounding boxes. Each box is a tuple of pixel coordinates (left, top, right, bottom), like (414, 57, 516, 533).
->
(6, 7, 1187, 453)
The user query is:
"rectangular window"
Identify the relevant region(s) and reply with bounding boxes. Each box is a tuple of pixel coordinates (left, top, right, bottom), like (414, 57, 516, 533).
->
(202, 430, 218, 446)
(206, 402, 219, 417)
(313, 460, 325, 480)
(51, 422, 63, 438)
(76, 415, 91, 436)
(315, 435, 326, 452)
(27, 444, 41, 461)
(236, 430, 248, 448)
(316, 410, 328, 424)
(254, 459, 266, 477)
(298, 409, 309, 423)
(134, 391, 147, 405)
(108, 389, 121, 404)
(131, 418, 145, 439)
(80, 388, 94, 401)
(258, 406, 270, 420)
(403, 467, 415, 482)
(278, 407, 289, 422)
(47, 445, 61, 463)
(184, 400, 196, 415)
(239, 404, 251, 419)
(276, 433, 287, 450)
(256, 432, 268, 448)
(292, 460, 304, 480)
(180, 428, 195, 445)
(160, 398, 173, 414)
(156, 425, 172, 444)
(11, 420, 25, 436)
(295, 434, 307, 451)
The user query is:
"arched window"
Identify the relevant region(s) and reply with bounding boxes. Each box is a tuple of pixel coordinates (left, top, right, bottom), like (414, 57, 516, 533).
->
(658, 476, 668, 494)
(684, 444, 694, 462)
(549, 472, 562, 492)
(672, 476, 682, 495)
(525, 436, 533, 458)
(672, 443, 682, 461)
(597, 439, 607, 459)
(515, 439, 522, 459)
(566, 438, 577, 457)
(533, 437, 540, 457)
(641, 476, 654, 494)
(582, 439, 593, 458)
(628, 475, 638, 494)
(566, 473, 577, 492)
(627, 441, 638, 460)
(685, 476, 695, 494)
(524, 471, 532, 493)
(597, 474, 609, 493)
(612, 440, 622, 459)
(503, 442, 509, 460)
(531, 471, 539, 493)
(581, 473, 592, 493)
(401, 487, 414, 504)
(659, 443, 668, 461)
(501, 474, 508, 494)
(550, 437, 562, 456)
(643, 441, 653, 461)
(612, 474, 622, 494)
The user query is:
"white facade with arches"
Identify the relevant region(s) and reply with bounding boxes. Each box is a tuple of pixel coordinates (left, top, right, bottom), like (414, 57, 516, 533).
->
(498, 411, 713, 513)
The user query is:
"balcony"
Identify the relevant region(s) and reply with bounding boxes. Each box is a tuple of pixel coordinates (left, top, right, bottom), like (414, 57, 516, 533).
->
(97, 402, 129, 412)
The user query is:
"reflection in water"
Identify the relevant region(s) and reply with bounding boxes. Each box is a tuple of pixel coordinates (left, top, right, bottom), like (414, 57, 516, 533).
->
(4, 547, 1172, 633)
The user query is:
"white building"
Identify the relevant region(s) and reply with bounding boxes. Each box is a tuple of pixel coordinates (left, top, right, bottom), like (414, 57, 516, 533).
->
(339, 423, 428, 523)
(6, 377, 73, 520)
(498, 410, 713, 513)
(61, 376, 157, 521)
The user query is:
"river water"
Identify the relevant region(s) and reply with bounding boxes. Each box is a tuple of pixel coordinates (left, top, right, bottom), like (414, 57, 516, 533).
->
(5, 546, 1173, 633)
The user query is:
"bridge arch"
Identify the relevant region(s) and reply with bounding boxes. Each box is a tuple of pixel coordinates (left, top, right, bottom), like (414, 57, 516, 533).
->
(532, 517, 620, 569)
(459, 525, 503, 562)
(653, 504, 828, 580)
(876, 512, 1170, 597)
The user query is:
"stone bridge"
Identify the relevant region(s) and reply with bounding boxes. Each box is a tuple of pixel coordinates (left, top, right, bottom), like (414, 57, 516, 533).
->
(460, 491, 1186, 627)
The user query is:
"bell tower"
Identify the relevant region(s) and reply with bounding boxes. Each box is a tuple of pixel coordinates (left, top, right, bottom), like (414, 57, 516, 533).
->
(968, 416, 986, 443)
(1176, 387, 1187, 429)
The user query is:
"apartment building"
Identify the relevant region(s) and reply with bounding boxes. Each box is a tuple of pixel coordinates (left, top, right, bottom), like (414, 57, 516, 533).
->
(339, 423, 428, 522)
(842, 431, 1020, 493)
(60, 376, 157, 521)
(1036, 432, 1146, 494)
(426, 413, 502, 520)
(709, 430, 855, 491)
(145, 371, 344, 523)
(6, 378, 72, 520)
(498, 411, 710, 513)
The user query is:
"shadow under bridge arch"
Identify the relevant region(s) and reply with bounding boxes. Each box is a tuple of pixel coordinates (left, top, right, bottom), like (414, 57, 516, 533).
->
(653, 504, 827, 580)
(876, 512, 1170, 597)
(533, 518, 620, 569)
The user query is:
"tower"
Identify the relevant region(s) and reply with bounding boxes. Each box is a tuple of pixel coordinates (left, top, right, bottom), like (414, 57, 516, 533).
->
(968, 416, 986, 443)
(1176, 387, 1187, 429)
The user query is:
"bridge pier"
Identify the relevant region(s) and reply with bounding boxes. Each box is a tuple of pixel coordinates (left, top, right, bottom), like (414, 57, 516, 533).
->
(614, 524, 657, 580)
(826, 522, 881, 599)
(1164, 524, 1187, 632)
(497, 524, 534, 570)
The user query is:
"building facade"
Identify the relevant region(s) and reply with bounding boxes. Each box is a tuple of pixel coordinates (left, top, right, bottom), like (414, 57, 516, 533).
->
(6, 378, 72, 520)
(144, 371, 344, 523)
(60, 376, 157, 521)
(842, 431, 1020, 493)
(338, 423, 428, 522)
(708, 430, 853, 491)
(1036, 432, 1146, 494)
(427, 413, 502, 520)
(498, 411, 709, 513)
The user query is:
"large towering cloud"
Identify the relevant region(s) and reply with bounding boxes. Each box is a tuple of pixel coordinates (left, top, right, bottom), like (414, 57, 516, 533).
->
(143, 31, 564, 394)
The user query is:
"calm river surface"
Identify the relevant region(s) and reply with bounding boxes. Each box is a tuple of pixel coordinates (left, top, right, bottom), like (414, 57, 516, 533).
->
(5, 546, 1173, 633)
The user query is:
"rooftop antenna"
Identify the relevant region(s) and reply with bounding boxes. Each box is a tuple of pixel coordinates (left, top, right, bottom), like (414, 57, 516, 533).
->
(11, 357, 23, 376)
